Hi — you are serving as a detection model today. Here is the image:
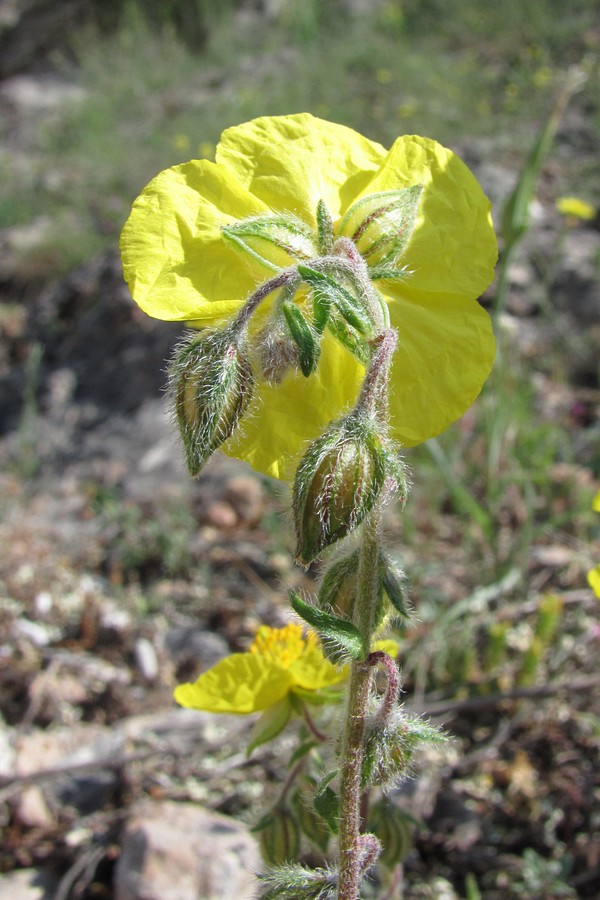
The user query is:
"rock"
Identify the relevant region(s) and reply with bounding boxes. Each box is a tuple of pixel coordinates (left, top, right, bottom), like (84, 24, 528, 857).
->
(0, 869, 57, 899)
(13, 723, 125, 820)
(114, 801, 261, 900)
(164, 627, 229, 670)
(224, 475, 265, 526)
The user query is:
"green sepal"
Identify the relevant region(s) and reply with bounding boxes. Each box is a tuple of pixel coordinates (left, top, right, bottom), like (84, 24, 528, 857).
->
(337, 185, 423, 267)
(247, 697, 292, 756)
(289, 591, 368, 662)
(297, 264, 373, 335)
(380, 554, 411, 619)
(172, 328, 254, 477)
(312, 287, 331, 335)
(281, 299, 320, 377)
(292, 790, 331, 853)
(223, 213, 318, 272)
(368, 264, 411, 281)
(325, 314, 370, 364)
(316, 199, 334, 255)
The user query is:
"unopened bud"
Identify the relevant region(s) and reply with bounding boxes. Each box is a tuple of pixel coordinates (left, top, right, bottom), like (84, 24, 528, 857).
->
(171, 328, 253, 476)
(293, 416, 393, 564)
(258, 806, 301, 866)
(253, 319, 301, 384)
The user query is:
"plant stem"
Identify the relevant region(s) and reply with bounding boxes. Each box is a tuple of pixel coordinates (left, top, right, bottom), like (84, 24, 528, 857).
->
(337, 504, 383, 900)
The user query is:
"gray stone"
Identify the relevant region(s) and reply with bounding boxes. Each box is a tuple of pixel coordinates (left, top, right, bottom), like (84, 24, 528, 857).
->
(0, 868, 58, 900)
(114, 801, 261, 900)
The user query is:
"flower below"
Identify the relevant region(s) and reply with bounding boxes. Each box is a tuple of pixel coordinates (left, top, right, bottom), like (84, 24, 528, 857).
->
(174, 623, 347, 715)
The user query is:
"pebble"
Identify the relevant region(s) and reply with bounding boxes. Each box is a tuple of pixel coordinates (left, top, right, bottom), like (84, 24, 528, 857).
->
(114, 801, 261, 900)
(224, 475, 265, 525)
(0, 868, 58, 900)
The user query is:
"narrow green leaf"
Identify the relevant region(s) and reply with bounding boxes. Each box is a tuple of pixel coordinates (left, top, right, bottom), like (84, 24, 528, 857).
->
(325, 314, 370, 364)
(379, 554, 410, 619)
(281, 299, 320, 376)
(289, 591, 368, 661)
(297, 264, 372, 334)
(314, 772, 340, 834)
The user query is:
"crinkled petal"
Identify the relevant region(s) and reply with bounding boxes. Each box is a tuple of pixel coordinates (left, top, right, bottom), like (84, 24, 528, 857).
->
(357, 135, 497, 298)
(174, 653, 293, 714)
(289, 648, 348, 691)
(216, 113, 387, 225)
(120, 160, 270, 322)
(383, 282, 495, 446)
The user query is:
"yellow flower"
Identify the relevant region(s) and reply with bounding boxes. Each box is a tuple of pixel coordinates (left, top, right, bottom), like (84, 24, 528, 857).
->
(556, 196, 596, 222)
(588, 565, 600, 599)
(588, 490, 600, 598)
(121, 113, 497, 479)
(174, 623, 347, 714)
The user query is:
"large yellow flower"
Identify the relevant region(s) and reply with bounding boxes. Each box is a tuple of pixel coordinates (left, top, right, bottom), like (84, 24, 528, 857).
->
(121, 113, 497, 479)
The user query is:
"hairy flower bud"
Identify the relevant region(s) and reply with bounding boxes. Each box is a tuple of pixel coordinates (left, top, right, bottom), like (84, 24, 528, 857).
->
(171, 328, 253, 476)
(258, 806, 301, 866)
(293, 415, 400, 564)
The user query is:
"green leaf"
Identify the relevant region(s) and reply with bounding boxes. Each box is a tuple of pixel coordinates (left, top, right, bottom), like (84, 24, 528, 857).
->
(247, 697, 292, 756)
(379, 554, 410, 619)
(314, 782, 339, 834)
(289, 591, 368, 661)
(281, 300, 320, 377)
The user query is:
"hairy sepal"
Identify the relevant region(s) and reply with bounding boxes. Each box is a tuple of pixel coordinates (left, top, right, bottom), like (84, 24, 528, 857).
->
(171, 328, 253, 476)
(293, 416, 390, 564)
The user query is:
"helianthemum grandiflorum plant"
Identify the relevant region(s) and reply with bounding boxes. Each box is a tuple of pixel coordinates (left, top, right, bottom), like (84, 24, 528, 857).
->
(121, 113, 497, 899)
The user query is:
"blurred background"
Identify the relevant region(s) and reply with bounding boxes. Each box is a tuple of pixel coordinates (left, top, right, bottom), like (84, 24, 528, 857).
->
(0, 1, 599, 898)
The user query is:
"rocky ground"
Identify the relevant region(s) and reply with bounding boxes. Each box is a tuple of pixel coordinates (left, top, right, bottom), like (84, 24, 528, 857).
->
(1, 53, 600, 900)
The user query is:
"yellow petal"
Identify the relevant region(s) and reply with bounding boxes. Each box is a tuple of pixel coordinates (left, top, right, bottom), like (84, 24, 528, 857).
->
(120, 160, 270, 323)
(222, 330, 365, 479)
(289, 646, 348, 691)
(174, 653, 293, 714)
(216, 113, 387, 224)
(384, 282, 496, 447)
(358, 135, 497, 299)
(592, 490, 600, 513)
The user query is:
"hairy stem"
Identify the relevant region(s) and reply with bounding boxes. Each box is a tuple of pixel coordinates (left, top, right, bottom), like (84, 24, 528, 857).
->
(337, 505, 383, 899)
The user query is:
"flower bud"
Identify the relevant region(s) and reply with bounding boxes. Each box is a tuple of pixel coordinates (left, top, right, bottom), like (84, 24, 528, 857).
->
(293, 416, 392, 565)
(171, 328, 253, 476)
(258, 806, 301, 866)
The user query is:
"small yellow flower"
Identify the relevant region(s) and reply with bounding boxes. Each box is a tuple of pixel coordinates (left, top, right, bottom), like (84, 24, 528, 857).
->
(588, 565, 600, 599)
(376, 68, 393, 85)
(174, 623, 347, 714)
(121, 113, 497, 479)
(172, 134, 191, 152)
(556, 196, 596, 222)
(587, 491, 600, 598)
(198, 140, 215, 160)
